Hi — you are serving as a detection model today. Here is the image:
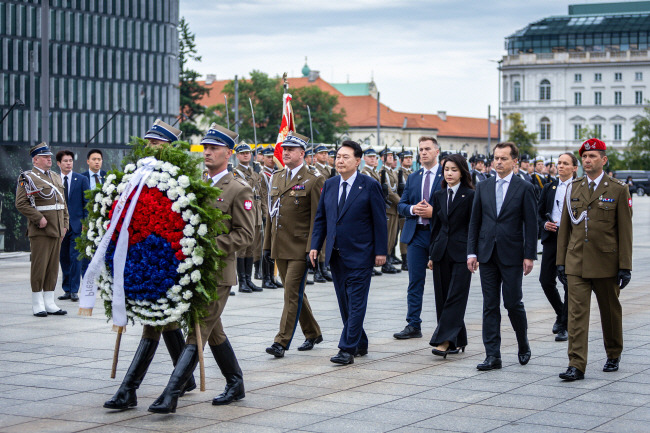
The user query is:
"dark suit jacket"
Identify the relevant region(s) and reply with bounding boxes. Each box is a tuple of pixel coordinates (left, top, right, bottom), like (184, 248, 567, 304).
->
(537, 178, 560, 245)
(429, 185, 474, 263)
(81, 170, 106, 186)
(63, 172, 90, 234)
(467, 173, 538, 266)
(397, 165, 443, 245)
(311, 173, 388, 269)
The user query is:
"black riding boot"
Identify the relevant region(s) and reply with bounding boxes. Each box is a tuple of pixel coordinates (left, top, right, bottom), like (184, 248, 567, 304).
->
(237, 258, 251, 293)
(254, 260, 262, 280)
(262, 255, 278, 289)
(103, 338, 158, 409)
(401, 253, 408, 271)
(319, 261, 333, 281)
(313, 260, 327, 283)
(148, 345, 199, 414)
(210, 339, 245, 405)
(162, 329, 196, 397)
(244, 257, 262, 292)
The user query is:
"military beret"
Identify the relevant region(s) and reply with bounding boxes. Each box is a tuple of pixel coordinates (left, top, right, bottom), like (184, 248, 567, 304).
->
(580, 138, 606, 156)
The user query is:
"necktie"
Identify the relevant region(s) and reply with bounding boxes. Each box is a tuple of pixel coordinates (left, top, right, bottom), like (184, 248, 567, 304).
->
(94, 173, 101, 185)
(496, 179, 505, 216)
(589, 181, 596, 197)
(338, 182, 348, 216)
(422, 171, 431, 225)
(63, 175, 69, 205)
(447, 188, 453, 213)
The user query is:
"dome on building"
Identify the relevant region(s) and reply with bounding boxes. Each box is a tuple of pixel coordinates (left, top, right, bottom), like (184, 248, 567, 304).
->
(302, 56, 310, 77)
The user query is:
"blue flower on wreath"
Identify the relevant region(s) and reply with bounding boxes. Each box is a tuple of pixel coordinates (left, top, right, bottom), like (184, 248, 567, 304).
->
(106, 234, 179, 301)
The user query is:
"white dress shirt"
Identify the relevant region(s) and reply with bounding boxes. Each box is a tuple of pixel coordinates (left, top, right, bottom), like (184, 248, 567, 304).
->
(495, 170, 514, 204)
(410, 164, 439, 223)
(447, 182, 460, 208)
(287, 163, 304, 181)
(586, 171, 605, 189)
(338, 171, 357, 202)
(210, 169, 229, 186)
(551, 178, 572, 226)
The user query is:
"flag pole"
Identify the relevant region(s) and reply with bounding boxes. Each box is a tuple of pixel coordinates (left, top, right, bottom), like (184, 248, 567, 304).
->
(307, 105, 314, 161)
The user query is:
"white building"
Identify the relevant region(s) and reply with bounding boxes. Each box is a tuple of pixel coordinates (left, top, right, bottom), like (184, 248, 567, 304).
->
(500, 2, 650, 157)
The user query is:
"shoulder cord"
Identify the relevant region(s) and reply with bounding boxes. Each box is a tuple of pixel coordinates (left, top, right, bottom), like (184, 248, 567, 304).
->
(565, 182, 588, 237)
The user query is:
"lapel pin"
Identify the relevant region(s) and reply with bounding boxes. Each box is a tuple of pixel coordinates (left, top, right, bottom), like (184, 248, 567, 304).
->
(552, 186, 556, 189)
(604, 182, 608, 186)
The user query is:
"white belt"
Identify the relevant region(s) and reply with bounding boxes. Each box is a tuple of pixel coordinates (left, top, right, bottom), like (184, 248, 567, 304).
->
(36, 204, 65, 211)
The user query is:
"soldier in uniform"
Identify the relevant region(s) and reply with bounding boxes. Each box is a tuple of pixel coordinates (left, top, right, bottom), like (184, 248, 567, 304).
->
(148, 123, 255, 414)
(260, 146, 283, 289)
(397, 150, 413, 271)
(15, 142, 68, 317)
(361, 148, 383, 276)
(304, 148, 314, 166)
(379, 148, 401, 274)
(557, 138, 633, 381)
(471, 154, 488, 185)
(104, 119, 198, 410)
(233, 142, 263, 293)
(531, 156, 547, 194)
(264, 132, 325, 358)
(327, 149, 336, 167)
(518, 154, 532, 182)
(314, 145, 331, 178)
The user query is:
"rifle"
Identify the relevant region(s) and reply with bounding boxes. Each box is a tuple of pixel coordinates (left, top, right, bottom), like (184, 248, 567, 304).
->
(397, 143, 405, 196)
(224, 95, 230, 129)
(330, 142, 338, 178)
(249, 98, 261, 173)
(306, 105, 314, 167)
(380, 142, 390, 204)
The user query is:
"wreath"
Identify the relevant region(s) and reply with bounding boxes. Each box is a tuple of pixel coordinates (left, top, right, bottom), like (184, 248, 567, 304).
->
(78, 138, 228, 330)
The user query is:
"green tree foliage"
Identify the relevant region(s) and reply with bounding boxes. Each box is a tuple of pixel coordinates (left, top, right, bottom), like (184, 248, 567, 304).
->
(505, 113, 537, 157)
(204, 71, 348, 145)
(178, 17, 210, 138)
(624, 104, 650, 169)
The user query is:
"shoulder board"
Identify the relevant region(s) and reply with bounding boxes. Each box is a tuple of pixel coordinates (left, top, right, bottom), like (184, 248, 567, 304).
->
(308, 166, 321, 177)
(612, 178, 626, 186)
(573, 176, 584, 183)
(235, 177, 249, 187)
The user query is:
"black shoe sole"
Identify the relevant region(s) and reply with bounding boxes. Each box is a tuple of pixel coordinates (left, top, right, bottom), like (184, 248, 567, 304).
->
(477, 364, 502, 371)
(47, 311, 67, 315)
(33, 312, 47, 317)
(330, 357, 354, 365)
(212, 394, 245, 405)
(148, 407, 176, 414)
(393, 333, 422, 340)
(559, 374, 584, 381)
(265, 348, 284, 358)
(103, 402, 137, 410)
(297, 336, 323, 351)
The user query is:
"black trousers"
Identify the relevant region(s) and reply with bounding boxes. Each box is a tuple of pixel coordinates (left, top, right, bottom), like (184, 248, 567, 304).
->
(430, 251, 471, 349)
(479, 252, 528, 358)
(539, 236, 568, 330)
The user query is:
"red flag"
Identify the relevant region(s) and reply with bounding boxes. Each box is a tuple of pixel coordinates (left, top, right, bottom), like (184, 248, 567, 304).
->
(274, 93, 295, 167)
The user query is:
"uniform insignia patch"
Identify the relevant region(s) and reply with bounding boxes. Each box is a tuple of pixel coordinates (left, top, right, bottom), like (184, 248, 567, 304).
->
(629, 198, 633, 207)
(244, 200, 253, 210)
(600, 197, 615, 203)
(291, 185, 305, 190)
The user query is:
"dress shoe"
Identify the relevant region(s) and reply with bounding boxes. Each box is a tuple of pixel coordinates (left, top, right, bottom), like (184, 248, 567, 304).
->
(552, 317, 562, 334)
(401, 261, 408, 271)
(555, 329, 568, 342)
(391, 255, 402, 265)
(477, 356, 502, 371)
(330, 350, 354, 365)
(393, 325, 422, 340)
(265, 343, 285, 358)
(297, 335, 323, 351)
(559, 366, 584, 381)
(432, 348, 451, 359)
(313, 265, 327, 283)
(603, 357, 620, 372)
(229, 291, 235, 296)
(70, 293, 79, 302)
(372, 268, 382, 276)
(448, 346, 466, 354)
(319, 262, 333, 282)
(58, 292, 71, 300)
(381, 263, 399, 274)
(354, 347, 368, 357)
(518, 346, 531, 365)
(43, 292, 66, 315)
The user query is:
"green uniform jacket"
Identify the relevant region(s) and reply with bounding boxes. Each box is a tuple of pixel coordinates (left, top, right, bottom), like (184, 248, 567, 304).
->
(15, 169, 69, 238)
(361, 165, 380, 182)
(263, 164, 324, 260)
(233, 164, 263, 226)
(556, 174, 633, 278)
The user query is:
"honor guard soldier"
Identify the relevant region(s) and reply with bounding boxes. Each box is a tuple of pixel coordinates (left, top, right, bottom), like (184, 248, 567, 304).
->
(314, 145, 331, 178)
(397, 150, 413, 271)
(147, 122, 255, 414)
(15, 143, 68, 317)
(557, 138, 633, 381)
(361, 147, 383, 276)
(304, 148, 314, 166)
(327, 148, 336, 167)
(233, 142, 264, 293)
(264, 132, 324, 358)
(259, 146, 283, 289)
(518, 154, 533, 182)
(379, 148, 401, 274)
(104, 119, 200, 410)
(531, 155, 547, 193)
(471, 154, 488, 185)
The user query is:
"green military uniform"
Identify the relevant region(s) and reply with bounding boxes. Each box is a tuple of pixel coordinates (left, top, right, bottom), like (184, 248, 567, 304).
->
(398, 167, 412, 258)
(361, 165, 380, 183)
(15, 143, 69, 317)
(264, 162, 324, 349)
(234, 163, 263, 262)
(381, 166, 401, 259)
(314, 161, 330, 179)
(557, 173, 633, 373)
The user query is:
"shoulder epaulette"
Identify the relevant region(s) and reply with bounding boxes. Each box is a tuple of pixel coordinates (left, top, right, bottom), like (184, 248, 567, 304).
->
(573, 176, 584, 183)
(308, 166, 321, 177)
(235, 177, 249, 187)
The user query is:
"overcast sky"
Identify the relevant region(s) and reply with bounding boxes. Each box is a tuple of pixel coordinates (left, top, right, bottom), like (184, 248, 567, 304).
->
(180, 0, 628, 119)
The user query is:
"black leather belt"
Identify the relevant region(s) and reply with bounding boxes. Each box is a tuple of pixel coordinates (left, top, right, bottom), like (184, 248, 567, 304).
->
(415, 224, 430, 231)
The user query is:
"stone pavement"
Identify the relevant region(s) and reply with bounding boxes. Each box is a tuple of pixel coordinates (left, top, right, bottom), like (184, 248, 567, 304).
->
(1, 197, 649, 433)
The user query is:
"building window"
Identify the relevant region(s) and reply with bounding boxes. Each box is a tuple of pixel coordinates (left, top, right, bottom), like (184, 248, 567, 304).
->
(636, 72, 643, 81)
(574, 92, 582, 106)
(636, 91, 643, 105)
(614, 72, 622, 81)
(540, 117, 551, 140)
(595, 91, 602, 105)
(539, 79, 551, 100)
(513, 81, 521, 102)
(574, 124, 582, 140)
(614, 124, 622, 141)
(574, 73, 582, 82)
(594, 124, 602, 139)
(614, 91, 622, 105)
(594, 73, 602, 82)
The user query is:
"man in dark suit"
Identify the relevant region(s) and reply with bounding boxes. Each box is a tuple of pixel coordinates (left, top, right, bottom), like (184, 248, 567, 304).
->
(55, 150, 90, 301)
(467, 142, 538, 371)
(81, 149, 106, 190)
(310, 140, 387, 365)
(537, 153, 578, 342)
(394, 136, 443, 339)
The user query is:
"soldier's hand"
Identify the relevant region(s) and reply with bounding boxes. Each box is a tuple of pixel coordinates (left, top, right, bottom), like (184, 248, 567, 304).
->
(309, 250, 319, 268)
(557, 265, 568, 286)
(618, 269, 631, 290)
(39, 217, 48, 228)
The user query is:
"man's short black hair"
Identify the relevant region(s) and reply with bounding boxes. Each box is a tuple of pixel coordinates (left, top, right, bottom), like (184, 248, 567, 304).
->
(87, 149, 103, 159)
(339, 140, 362, 158)
(56, 150, 74, 163)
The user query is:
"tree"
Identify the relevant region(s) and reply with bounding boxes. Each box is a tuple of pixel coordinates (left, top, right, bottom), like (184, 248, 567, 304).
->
(505, 113, 537, 157)
(203, 71, 348, 145)
(178, 17, 210, 138)
(625, 104, 650, 169)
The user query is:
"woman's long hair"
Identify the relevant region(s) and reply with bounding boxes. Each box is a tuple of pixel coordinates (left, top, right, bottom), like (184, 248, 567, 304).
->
(440, 153, 474, 190)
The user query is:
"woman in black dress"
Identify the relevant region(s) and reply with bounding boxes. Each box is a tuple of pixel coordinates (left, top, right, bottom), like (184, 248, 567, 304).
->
(427, 154, 475, 358)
